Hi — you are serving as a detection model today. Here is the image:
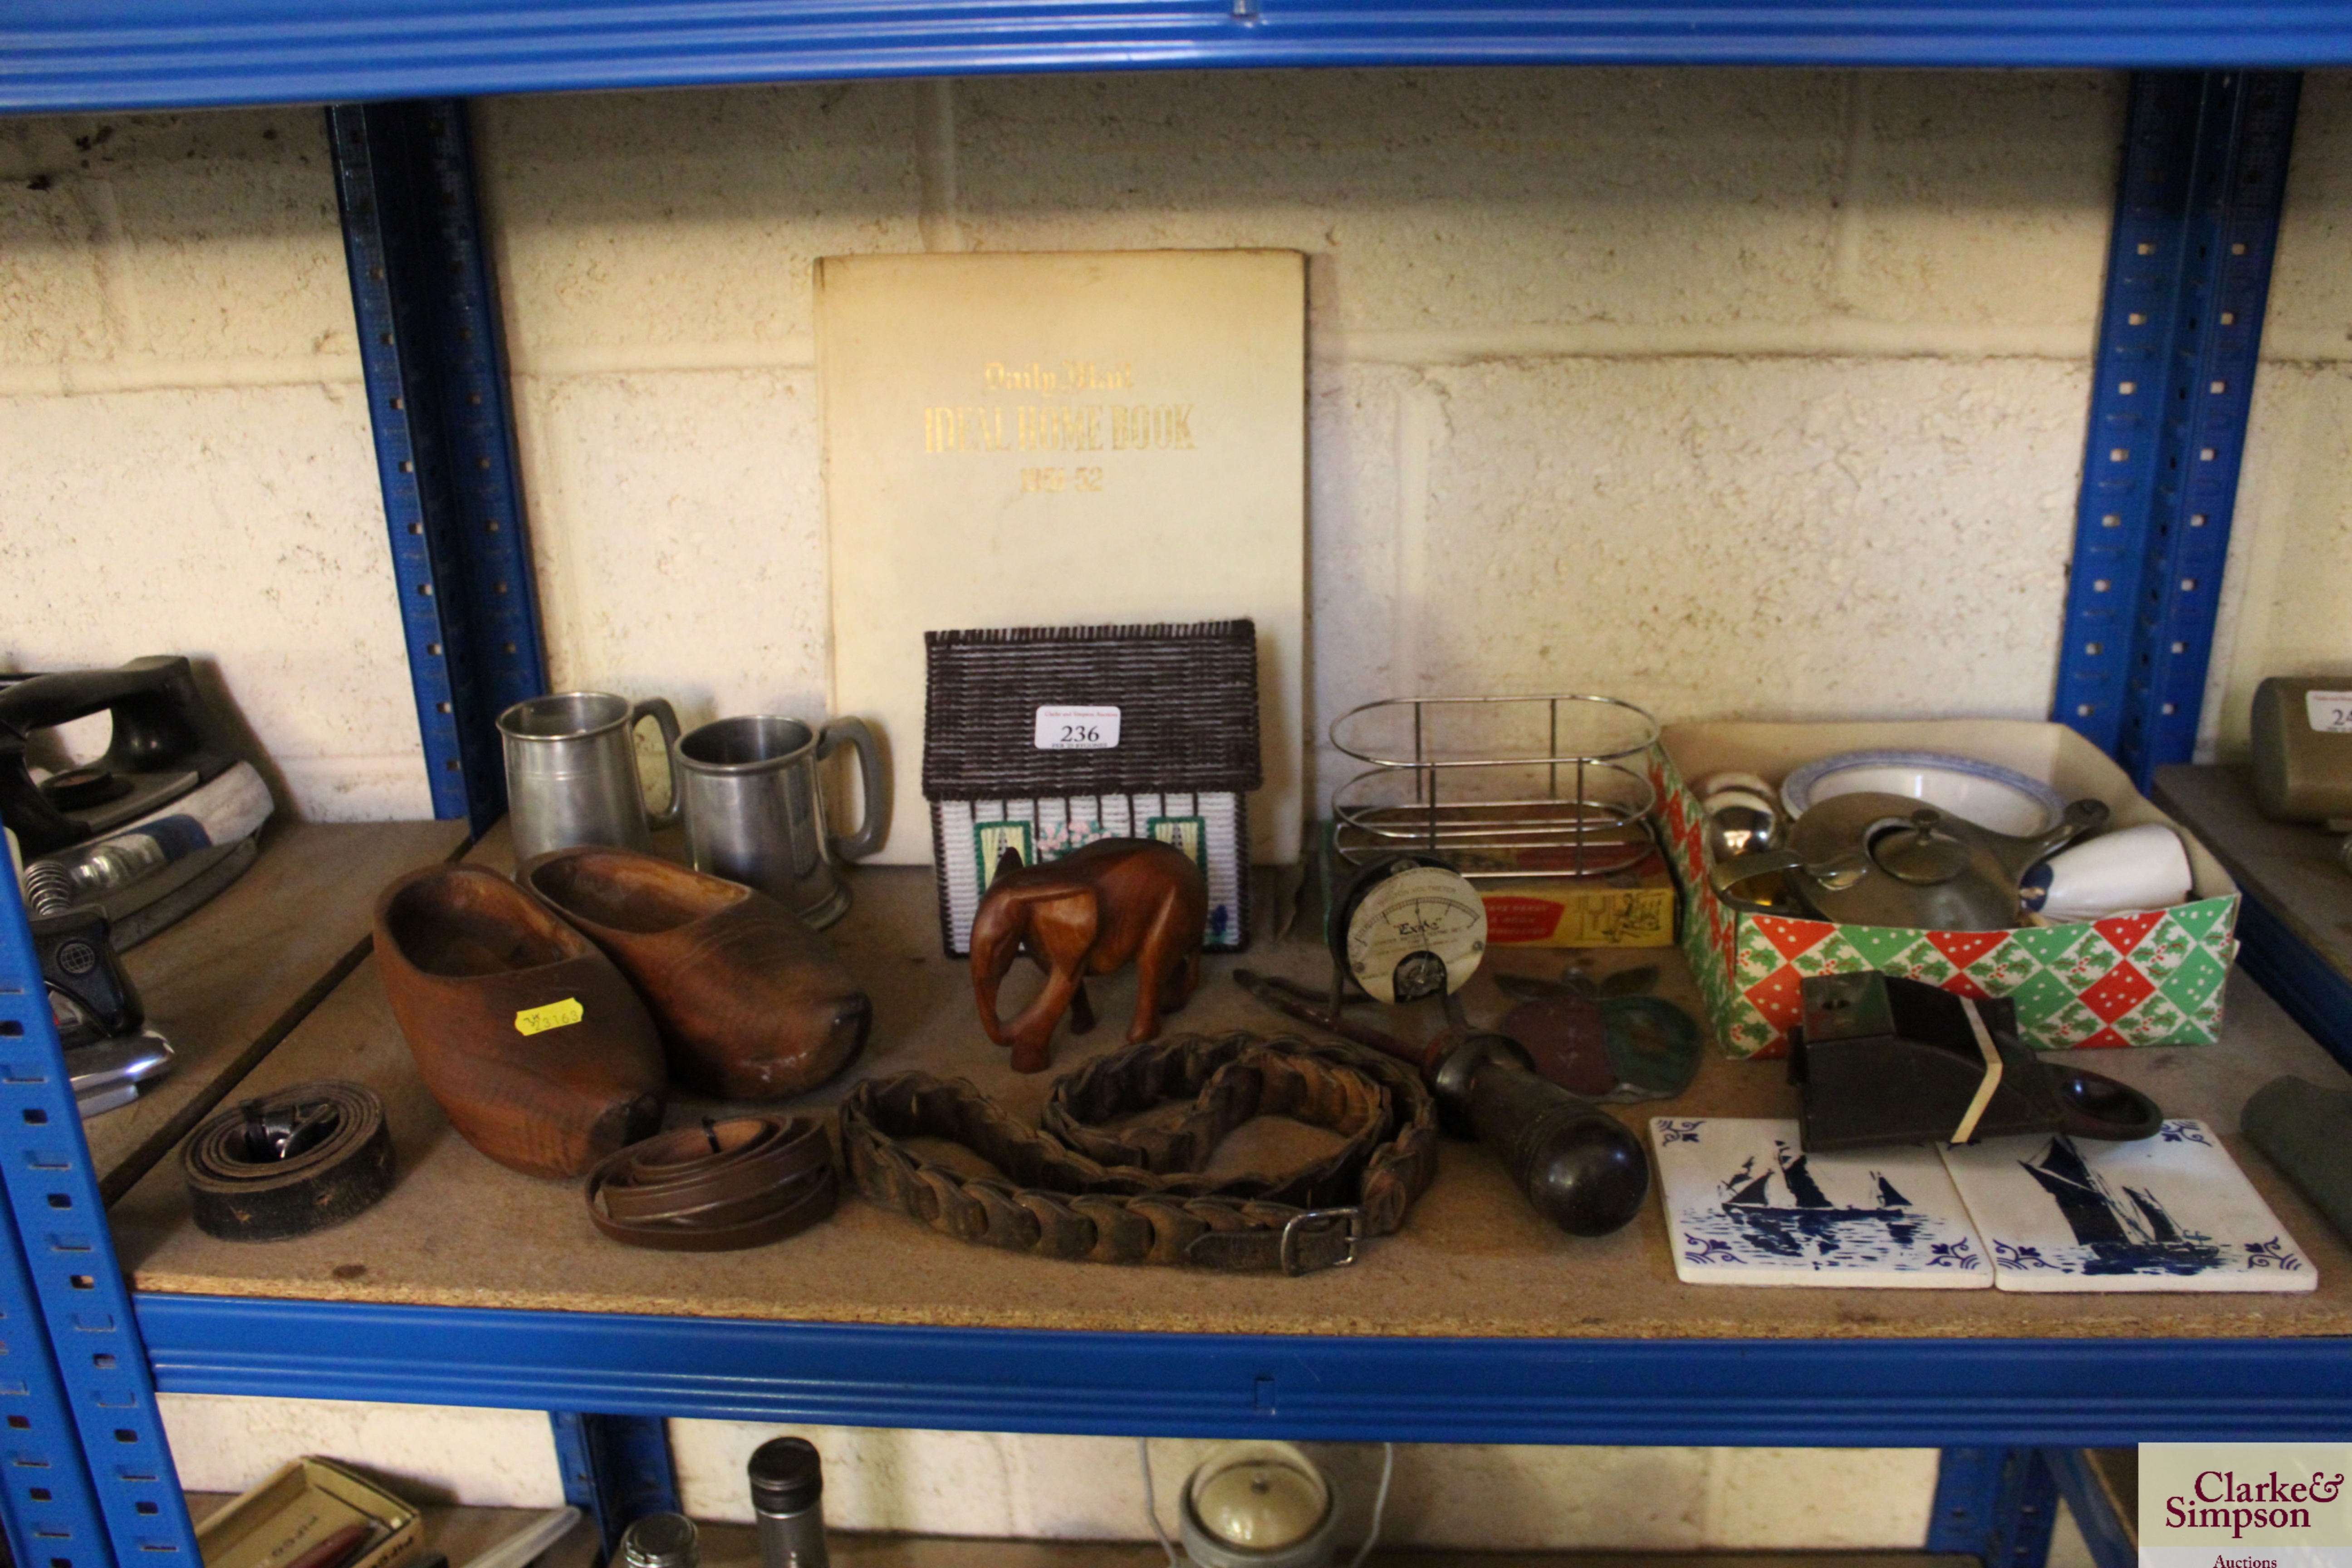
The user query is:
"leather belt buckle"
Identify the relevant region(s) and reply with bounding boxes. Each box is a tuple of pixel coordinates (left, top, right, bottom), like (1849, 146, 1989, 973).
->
(1279, 1207, 1364, 1275)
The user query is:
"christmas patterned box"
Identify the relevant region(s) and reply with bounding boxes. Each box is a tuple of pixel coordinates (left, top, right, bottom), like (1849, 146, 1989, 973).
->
(1654, 720, 2240, 1059)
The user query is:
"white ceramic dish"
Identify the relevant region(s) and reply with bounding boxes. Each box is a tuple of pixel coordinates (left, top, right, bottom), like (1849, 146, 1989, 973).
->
(1781, 749, 2068, 836)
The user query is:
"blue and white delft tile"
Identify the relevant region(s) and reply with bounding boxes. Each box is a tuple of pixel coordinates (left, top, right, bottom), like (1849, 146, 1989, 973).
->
(1648, 1118, 1991, 1289)
(1939, 1119, 2316, 1294)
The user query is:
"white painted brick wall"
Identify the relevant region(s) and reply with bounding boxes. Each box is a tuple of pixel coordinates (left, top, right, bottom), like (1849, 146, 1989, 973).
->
(10, 66, 2348, 1545)
(0, 108, 419, 819)
(157, 1394, 564, 1505)
(0, 70, 2138, 818)
(475, 68, 2125, 799)
(663, 1426, 1937, 1549)
(14, 75, 2352, 794)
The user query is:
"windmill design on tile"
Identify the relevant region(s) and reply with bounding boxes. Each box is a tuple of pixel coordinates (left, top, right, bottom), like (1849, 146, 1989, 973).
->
(2019, 1137, 2221, 1275)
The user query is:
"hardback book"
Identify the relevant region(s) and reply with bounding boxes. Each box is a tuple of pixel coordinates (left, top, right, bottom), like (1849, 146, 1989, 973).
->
(815, 250, 1306, 866)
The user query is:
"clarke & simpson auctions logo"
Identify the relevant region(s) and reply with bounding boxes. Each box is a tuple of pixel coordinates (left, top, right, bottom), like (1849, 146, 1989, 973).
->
(2164, 1471, 2346, 1538)
(2143, 1446, 2352, 1568)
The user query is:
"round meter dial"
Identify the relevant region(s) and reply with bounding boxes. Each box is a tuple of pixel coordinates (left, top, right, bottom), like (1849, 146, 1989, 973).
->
(1336, 858, 1488, 1004)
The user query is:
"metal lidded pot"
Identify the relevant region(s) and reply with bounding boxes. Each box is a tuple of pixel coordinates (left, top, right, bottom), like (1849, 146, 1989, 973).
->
(620, 1513, 699, 1568)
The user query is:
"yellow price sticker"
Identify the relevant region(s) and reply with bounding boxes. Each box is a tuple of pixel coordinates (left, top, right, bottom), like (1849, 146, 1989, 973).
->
(513, 997, 584, 1036)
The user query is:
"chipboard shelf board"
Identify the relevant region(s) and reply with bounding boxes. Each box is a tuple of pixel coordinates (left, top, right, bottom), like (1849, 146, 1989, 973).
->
(103, 848, 2352, 1441)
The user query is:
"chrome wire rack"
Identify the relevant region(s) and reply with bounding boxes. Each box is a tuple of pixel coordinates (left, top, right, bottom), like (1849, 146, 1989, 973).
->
(1329, 694, 1660, 880)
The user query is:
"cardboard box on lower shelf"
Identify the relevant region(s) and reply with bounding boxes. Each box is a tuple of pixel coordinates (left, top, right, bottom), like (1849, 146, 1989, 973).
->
(196, 1459, 421, 1568)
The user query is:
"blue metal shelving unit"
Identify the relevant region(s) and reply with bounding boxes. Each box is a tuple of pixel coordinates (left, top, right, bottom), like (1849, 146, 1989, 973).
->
(2052, 70, 2300, 787)
(0, 880, 196, 1568)
(128, 1301, 2352, 1445)
(7, 0, 2352, 112)
(332, 99, 549, 839)
(2, 14, 2348, 1564)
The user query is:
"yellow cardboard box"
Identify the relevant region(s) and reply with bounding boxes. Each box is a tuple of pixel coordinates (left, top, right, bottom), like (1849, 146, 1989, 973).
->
(1458, 845, 1677, 948)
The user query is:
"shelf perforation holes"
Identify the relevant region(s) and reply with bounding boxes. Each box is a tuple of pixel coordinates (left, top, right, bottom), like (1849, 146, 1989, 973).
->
(0, 980, 186, 1559)
(0, 1020, 93, 1567)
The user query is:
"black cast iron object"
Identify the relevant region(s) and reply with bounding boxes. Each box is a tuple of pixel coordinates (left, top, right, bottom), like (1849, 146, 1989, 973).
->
(1791, 970, 2161, 1152)
(0, 656, 238, 857)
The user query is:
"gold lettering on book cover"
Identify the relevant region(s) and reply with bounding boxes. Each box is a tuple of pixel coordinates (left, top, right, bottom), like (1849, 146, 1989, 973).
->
(926, 362, 1198, 489)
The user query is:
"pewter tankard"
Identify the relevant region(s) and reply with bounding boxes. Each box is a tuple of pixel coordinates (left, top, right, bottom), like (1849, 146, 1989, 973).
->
(498, 691, 683, 861)
(675, 715, 887, 929)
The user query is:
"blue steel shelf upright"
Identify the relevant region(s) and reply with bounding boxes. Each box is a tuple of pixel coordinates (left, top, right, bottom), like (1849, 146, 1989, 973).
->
(2052, 70, 2300, 788)
(3, 11, 2352, 1568)
(331, 98, 549, 839)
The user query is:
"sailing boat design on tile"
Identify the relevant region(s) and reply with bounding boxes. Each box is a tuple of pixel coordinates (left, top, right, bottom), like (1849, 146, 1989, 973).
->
(1938, 1119, 2315, 1293)
(1651, 1118, 1989, 1287)
(2018, 1136, 2221, 1276)
(1717, 1142, 1924, 1257)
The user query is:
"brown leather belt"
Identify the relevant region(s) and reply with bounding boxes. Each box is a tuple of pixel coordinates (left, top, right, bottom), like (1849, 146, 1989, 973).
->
(838, 1031, 1438, 1273)
(586, 1114, 837, 1251)
(183, 1080, 396, 1242)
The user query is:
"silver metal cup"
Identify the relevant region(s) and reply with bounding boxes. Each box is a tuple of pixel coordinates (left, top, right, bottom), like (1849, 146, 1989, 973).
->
(497, 691, 682, 861)
(675, 714, 888, 930)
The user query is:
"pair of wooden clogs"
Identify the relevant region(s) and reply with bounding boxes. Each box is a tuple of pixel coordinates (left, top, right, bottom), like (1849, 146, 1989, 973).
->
(373, 848, 870, 1179)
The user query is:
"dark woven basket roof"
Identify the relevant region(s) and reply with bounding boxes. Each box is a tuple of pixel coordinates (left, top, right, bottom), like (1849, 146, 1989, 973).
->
(922, 620, 1263, 797)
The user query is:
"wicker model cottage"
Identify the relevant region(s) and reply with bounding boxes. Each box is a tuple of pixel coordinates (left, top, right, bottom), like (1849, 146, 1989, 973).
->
(922, 620, 1263, 956)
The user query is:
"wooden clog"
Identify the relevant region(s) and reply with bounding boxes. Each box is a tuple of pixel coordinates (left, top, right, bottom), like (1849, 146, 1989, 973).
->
(518, 848, 872, 1101)
(375, 864, 667, 1179)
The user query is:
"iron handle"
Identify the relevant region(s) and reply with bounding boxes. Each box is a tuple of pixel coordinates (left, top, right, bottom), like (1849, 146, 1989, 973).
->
(1433, 1032, 1649, 1237)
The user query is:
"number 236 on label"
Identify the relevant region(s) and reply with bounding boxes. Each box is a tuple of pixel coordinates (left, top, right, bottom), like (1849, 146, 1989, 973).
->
(1034, 706, 1121, 750)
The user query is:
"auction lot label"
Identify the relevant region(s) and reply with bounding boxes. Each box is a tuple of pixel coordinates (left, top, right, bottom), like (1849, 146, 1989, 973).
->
(2143, 1445, 2352, 1568)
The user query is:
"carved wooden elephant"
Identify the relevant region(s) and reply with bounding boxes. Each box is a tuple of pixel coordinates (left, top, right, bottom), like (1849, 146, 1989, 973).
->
(969, 837, 1208, 1073)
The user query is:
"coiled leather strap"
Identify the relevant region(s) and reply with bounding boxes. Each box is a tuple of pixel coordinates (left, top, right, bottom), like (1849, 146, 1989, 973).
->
(839, 1032, 1438, 1272)
(183, 1081, 396, 1241)
(586, 1115, 837, 1251)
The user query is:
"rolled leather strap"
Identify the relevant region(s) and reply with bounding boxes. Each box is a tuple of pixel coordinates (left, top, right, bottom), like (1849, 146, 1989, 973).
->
(587, 1114, 837, 1251)
(838, 1031, 1438, 1272)
(183, 1080, 396, 1242)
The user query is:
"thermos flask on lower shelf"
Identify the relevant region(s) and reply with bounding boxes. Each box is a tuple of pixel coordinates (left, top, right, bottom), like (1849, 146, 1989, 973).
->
(750, 1436, 830, 1568)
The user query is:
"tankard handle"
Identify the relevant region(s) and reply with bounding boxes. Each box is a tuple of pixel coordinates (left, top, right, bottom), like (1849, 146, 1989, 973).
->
(630, 697, 684, 829)
(817, 717, 890, 862)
